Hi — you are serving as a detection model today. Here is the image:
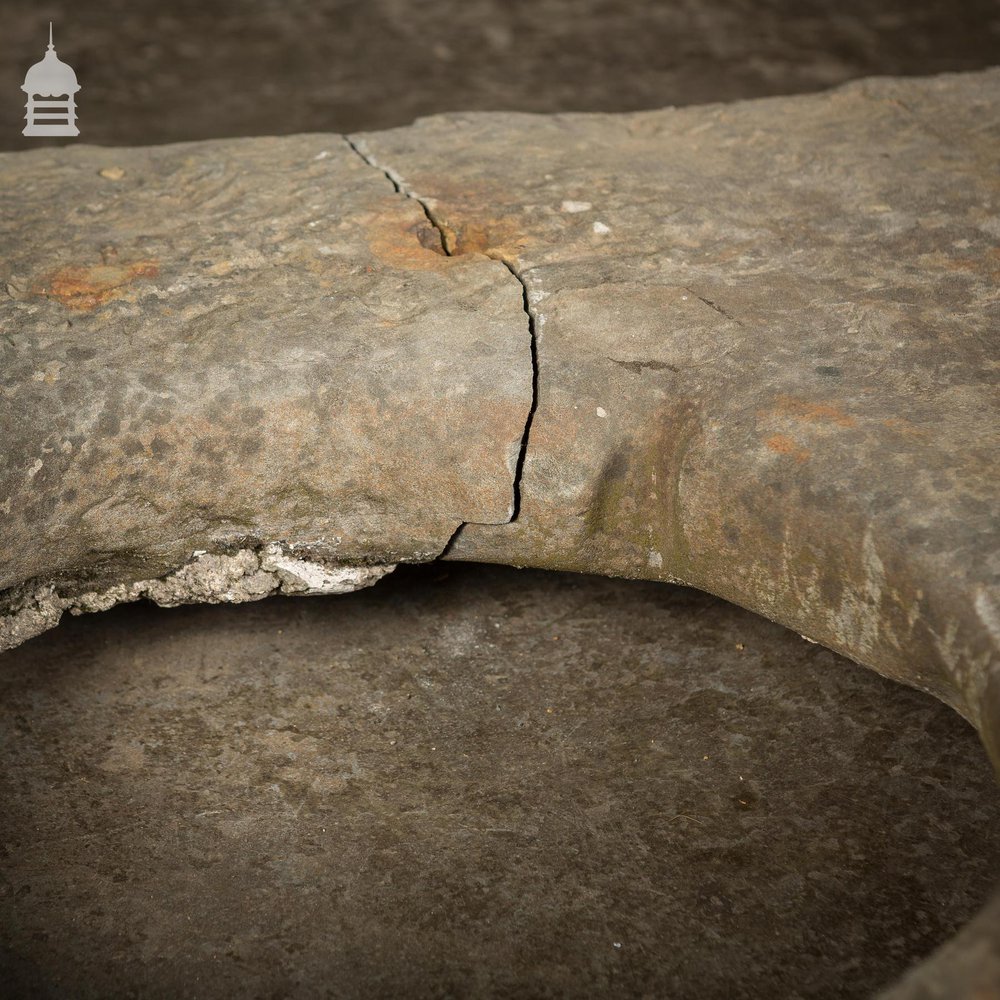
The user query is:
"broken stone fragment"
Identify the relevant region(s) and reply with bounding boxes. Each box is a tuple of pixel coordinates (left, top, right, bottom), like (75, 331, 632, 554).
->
(1, 544, 394, 651)
(356, 68, 1000, 760)
(0, 134, 533, 644)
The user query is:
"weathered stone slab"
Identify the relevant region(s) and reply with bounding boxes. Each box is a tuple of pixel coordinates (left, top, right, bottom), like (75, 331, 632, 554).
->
(2, 73, 998, 733)
(1, 69, 999, 1000)
(0, 135, 533, 644)
(355, 69, 1000, 746)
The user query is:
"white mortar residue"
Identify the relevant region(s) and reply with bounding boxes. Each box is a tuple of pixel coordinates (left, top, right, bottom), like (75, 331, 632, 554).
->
(0, 544, 396, 651)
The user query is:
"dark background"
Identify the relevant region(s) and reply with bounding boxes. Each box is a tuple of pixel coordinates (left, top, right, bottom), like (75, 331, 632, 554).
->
(1, 0, 999, 148)
(3, 564, 1000, 999)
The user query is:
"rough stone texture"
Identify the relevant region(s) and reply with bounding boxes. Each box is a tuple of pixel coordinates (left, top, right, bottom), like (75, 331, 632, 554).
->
(2, 69, 999, 998)
(1, 564, 998, 1000)
(879, 887, 1000, 1000)
(1, 546, 395, 652)
(356, 68, 1000, 746)
(0, 135, 532, 643)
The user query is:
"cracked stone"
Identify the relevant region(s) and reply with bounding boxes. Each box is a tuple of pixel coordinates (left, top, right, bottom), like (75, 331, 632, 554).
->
(355, 69, 1000, 759)
(0, 65, 999, 1000)
(1, 71, 998, 755)
(0, 134, 533, 644)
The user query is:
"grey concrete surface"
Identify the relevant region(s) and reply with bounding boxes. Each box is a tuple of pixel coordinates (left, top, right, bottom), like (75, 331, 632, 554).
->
(2, 564, 998, 999)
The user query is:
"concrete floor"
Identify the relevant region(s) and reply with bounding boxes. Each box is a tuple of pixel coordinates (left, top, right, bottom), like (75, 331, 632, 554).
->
(3, 1, 999, 996)
(1, 565, 998, 998)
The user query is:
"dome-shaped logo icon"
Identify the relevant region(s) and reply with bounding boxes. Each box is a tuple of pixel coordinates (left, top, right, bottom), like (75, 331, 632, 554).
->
(22, 23, 80, 137)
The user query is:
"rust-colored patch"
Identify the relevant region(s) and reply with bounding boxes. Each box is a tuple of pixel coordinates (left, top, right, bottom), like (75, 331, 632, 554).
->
(36, 260, 160, 311)
(765, 433, 810, 462)
(450, 217, 524, 257)
(365, 213, 450, 271)
(365, 204, 527, 267)
(771, 394, 856, 428)
(377, 171, 531, 258)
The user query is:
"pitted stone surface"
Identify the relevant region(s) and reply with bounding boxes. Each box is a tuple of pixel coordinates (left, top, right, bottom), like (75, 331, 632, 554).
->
(356, 69, 1000, 736)
(1, 73, 997, 737)
(0, 135, 532, 640)
(1, 68, 999, 1000)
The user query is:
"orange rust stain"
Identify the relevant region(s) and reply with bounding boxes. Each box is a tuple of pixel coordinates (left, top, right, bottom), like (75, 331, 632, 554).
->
(365, 214, 451, 271)
(450, 216, 527, 258)
(765, 434, 810, 462)
(36, 260, 160, 311)
(771, 394, 856, 428)
(364, 171, 529, 259)
(364, 206, 527, 268)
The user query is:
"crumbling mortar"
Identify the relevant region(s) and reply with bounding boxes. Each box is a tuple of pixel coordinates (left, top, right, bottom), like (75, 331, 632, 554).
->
(0, 543, 395, 652)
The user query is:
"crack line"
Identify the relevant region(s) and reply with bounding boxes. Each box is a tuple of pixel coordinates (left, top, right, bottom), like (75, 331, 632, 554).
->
(343, 135, 451, 256)
(685, 287, 745, 328)
(486, 254, 538, 523)
(342, 134, 539, 532)
(438, 521, 467, 558)
(607, 356, 679, 375)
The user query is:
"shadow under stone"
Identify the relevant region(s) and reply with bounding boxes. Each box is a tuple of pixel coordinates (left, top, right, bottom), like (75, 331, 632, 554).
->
(0, 563, 997, 998)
